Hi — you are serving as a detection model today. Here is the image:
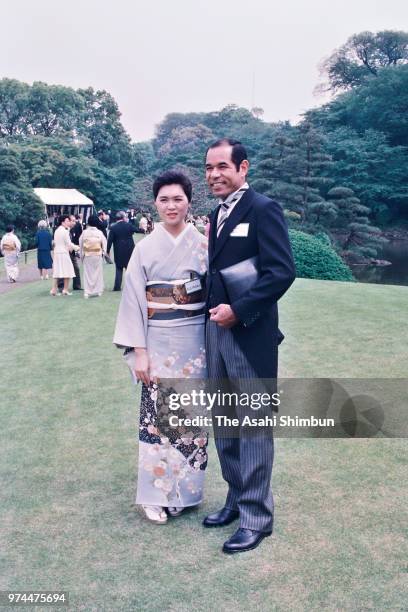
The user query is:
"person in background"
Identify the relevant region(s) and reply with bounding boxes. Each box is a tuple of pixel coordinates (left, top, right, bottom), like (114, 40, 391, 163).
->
(146, 213, 154, 234)
(69, 214, 82, 291)
(128, 208, 137, 226)
(107, 210, 138, 291)
(97, 210, 109, 238)
(50, 214, 79, 296)
(0, 225, 21, 283)
(204, 216, 211, 239)
(79, 215, 107, 298)
(138, 214, 148, 234)
(35, 220, 53, 279)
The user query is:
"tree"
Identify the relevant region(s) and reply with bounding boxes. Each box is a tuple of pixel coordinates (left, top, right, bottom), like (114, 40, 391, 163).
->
(92, 164, 135, 213)
(0, 79, 30, 137)
(319, 30, 408, 92)
(132, 142, 156, 178)
(321, 127, 408, 224)
(252, 122, 333, 226)
(326, 187, 385, 260)
(13, 137, 99, 195)
(157, 124, 214, 159)
(0, 146, 42, 245)
(26, 81, 84, 137)
(77, 87, 132, 166)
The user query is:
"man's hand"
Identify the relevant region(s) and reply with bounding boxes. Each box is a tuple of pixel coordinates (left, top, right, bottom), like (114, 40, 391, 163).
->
(209, 304, 238, 328)
(134, 348, 151, 386)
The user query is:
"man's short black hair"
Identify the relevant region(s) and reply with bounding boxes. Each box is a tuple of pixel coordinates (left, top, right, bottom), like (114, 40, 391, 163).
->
(153, 170, 192, 202)
(6, 224, 14, 233)
(206, 138, 248, 171)
(58, 214, 70, 225)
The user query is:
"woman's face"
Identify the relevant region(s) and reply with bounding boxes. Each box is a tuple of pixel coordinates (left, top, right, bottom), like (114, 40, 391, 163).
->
(155, 184, 189, 229)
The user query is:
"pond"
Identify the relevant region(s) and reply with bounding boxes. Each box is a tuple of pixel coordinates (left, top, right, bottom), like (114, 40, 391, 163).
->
(351, 239, 408, 286)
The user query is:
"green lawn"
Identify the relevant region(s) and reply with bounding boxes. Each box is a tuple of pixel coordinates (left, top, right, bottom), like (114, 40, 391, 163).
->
(0, 272, 407, 611)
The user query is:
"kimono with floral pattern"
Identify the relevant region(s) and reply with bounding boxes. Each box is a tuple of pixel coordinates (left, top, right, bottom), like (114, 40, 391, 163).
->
(114, 223, 209, 507)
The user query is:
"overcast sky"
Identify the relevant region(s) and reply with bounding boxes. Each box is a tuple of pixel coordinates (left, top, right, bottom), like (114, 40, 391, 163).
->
(1, 0, 407, 142)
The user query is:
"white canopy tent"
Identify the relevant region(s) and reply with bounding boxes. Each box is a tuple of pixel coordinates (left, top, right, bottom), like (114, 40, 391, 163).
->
(34, 188, 95, 226)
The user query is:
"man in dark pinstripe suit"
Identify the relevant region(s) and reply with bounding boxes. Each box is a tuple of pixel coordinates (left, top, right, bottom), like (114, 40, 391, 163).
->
(203, 139, 296, 554)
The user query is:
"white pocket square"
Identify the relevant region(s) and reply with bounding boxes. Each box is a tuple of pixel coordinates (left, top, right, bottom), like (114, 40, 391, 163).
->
(230, 223, 249, 237)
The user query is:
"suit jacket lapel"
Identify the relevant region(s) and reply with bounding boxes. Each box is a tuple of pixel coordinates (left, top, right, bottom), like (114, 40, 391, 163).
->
(208, 205, 220, 259)
(210, 187, 254, 263)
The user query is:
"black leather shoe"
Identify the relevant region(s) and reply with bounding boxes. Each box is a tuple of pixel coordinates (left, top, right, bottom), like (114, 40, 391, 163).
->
(222, 528, 271, 554)
(202, 507, 239, 528)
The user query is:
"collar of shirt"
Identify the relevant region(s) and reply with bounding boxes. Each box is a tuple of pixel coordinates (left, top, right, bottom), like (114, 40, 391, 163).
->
(218, 182, 249, 217)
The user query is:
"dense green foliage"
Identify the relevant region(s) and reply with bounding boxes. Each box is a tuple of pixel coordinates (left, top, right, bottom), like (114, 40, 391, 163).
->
(289, 230, 354, 281)
(1, 29, 407, 262)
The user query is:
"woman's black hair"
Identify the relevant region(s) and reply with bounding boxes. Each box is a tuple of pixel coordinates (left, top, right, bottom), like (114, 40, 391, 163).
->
(153, 170, 192, 202)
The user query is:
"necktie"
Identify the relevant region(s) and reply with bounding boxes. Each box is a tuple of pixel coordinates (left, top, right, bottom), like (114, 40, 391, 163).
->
(216, 188, 247, 237)
(216, 201, 231, 236)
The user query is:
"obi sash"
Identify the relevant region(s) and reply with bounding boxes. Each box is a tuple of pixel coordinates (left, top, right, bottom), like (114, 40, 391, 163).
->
(83, 237, 103, 256)
(2, 237, 16, 252)
(146, 278, 205, 319)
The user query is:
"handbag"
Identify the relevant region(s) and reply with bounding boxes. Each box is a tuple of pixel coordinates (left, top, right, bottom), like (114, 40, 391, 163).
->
(219, 256, 260, 303)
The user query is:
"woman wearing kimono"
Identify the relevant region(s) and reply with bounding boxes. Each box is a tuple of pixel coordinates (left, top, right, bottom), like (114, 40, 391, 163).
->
(79, 215, 107, 298)
(114, 171, 208, 524)
(0, 225, 21, 283)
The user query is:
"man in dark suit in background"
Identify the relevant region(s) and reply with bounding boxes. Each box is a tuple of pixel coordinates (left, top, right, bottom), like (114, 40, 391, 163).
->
(70, 214, 83, 290)
(96, 210, 109, 238)
(107, 210, 138, 291)
(203, 139, 296, 553)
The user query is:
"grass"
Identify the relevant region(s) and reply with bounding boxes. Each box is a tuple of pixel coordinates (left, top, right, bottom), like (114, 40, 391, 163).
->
(0, 271, 407, 611)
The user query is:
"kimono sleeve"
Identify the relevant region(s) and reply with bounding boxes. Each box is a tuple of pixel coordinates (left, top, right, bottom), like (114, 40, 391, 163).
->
(113, 245, 148, 349)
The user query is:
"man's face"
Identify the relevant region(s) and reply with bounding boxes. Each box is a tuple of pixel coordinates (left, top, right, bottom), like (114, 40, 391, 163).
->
(69, 216, 76, 228)
(205, 144, 249, 199)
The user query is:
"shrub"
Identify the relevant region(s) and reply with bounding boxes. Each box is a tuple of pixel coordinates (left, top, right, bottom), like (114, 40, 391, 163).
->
(289, 229, 354, 281)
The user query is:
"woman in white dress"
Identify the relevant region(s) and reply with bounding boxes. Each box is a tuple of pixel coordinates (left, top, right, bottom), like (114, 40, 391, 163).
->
(79, 215, 107, 298)
(114, 171, 208, 524)
(50, 214, 79, 296)
(0, 225, 21, 283)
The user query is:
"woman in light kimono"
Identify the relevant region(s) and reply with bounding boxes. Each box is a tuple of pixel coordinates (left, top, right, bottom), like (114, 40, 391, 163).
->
(0, 225, 21, 283)
(79, 215, 107, 298)
(114, 171, 208, 524)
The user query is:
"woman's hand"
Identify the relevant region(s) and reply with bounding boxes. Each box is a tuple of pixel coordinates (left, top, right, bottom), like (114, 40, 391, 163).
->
(134, 348, 150, 386)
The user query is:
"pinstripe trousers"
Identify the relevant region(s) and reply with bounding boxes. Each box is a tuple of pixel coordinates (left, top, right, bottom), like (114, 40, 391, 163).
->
(206, 320, 275, 533)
